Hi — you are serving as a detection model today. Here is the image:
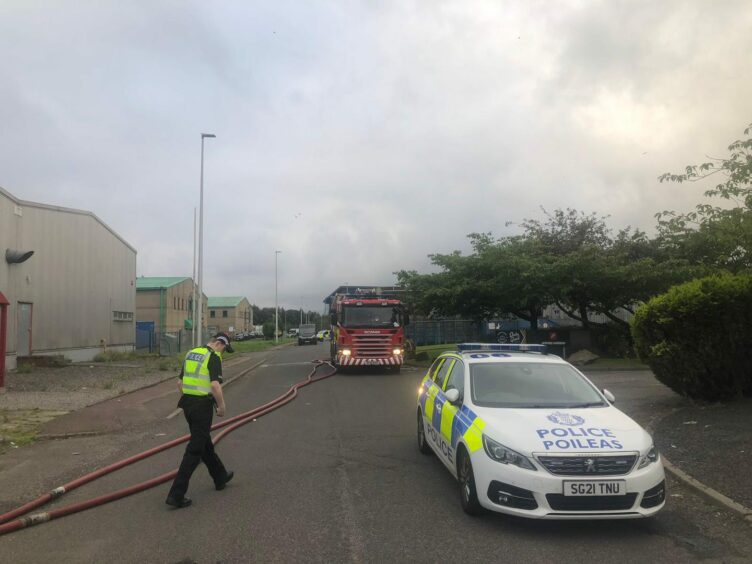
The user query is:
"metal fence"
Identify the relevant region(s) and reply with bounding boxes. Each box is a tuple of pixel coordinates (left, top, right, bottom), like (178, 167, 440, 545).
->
(135, 329, 212, 355)
(405, 320, 486, 346)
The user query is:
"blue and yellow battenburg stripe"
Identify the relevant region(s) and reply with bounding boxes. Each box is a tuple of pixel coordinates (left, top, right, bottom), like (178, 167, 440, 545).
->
(418, 372, 487, 453)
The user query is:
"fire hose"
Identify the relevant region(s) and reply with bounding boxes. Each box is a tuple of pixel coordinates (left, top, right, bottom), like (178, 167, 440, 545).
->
(0, 359, 337, 536)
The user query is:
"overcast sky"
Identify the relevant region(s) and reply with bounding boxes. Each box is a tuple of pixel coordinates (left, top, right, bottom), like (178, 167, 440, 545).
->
(1, 1, 751, 312)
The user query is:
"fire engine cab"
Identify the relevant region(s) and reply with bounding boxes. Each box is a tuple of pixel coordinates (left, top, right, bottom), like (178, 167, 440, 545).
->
(324, 286, 409, 372)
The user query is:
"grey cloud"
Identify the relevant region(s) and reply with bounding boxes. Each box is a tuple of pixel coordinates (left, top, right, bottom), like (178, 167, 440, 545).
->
(1, 1, 750, 312)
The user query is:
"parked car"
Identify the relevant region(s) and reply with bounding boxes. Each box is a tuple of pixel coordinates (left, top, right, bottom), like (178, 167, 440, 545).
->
(418, 343, 665, 518)
(298, 324, 317, 345)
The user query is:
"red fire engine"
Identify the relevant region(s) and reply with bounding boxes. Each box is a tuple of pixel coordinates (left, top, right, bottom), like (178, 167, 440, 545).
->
(325, 286, 409, 372)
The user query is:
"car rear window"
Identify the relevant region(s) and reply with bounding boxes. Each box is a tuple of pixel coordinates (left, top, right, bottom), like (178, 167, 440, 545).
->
(470, 362, 607, 408)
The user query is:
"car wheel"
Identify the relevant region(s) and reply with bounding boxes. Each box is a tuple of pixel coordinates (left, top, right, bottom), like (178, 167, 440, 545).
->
(458, 448, 484, 515)
(417, 411, 433, 455)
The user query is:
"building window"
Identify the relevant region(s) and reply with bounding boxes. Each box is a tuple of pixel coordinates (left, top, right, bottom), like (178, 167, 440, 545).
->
(210, 311, 216, 318)
(222, 310, 228, 318)
(113, 311, 134, 322)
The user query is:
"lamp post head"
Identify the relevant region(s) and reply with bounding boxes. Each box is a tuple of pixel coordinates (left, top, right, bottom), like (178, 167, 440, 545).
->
(201, 133, 216, 139)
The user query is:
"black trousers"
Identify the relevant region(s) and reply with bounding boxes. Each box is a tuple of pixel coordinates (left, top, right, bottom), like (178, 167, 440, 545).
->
(167, 396, 228, 500)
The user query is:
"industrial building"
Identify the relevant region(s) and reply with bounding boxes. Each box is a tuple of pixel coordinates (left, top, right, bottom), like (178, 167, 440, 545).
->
(135, 277, 206, 334)
(207, 297, 252, 336)
(1, 185, 137, 378)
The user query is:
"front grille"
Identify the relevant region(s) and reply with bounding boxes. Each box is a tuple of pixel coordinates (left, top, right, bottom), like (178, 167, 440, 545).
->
(351, 333, 393, 358)
(487, 481, 538, 510)
(537, 455, 638, 476)
(641, 480, 666, 508)
(546, 493, 638, 511)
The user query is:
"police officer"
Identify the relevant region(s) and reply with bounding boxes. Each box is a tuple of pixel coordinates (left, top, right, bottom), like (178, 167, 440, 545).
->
(165, 332, 235, 508)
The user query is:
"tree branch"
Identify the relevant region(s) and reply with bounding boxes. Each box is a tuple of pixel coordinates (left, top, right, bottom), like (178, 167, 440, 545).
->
(555, 301, 583, 322)
(602, 310, 630, 327)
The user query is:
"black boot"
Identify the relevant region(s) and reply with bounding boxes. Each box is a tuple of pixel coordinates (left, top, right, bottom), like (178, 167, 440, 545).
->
(165, 496, 193, 508)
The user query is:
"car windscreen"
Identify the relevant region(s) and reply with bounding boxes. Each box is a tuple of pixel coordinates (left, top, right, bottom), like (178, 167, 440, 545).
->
(342, 306, 400, 328)
(470, 362, 607, 408)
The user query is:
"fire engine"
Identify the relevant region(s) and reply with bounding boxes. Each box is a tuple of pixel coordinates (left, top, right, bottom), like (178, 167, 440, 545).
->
(325, 286, 409, 372)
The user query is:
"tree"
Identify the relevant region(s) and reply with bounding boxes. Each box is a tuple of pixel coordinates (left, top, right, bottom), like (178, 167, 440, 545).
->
(262, 321, 275, 339)
(521, 208, 696, 329)
(399, 208, 695, 336)
(397, 233, 552, 330)
(657, 123, 752, 273)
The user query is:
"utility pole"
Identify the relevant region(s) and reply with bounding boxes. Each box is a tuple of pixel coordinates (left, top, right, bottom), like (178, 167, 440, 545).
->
(274, 250, 281, 344)
(197, 133, 215, 347)
(192, 207, 197, 347)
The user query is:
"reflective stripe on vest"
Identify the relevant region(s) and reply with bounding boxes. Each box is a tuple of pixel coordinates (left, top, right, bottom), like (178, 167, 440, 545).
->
(182, 347, 213, 396)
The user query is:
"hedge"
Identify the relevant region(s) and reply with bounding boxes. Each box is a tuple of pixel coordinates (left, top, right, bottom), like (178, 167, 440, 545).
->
(631, 273, 752, 401)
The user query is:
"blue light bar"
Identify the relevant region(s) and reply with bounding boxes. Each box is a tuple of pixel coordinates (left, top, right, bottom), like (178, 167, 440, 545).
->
(456, 343, 548, 354)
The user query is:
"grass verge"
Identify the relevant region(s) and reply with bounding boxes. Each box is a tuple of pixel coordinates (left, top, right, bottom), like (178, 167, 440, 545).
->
(0, 409, 69, 451)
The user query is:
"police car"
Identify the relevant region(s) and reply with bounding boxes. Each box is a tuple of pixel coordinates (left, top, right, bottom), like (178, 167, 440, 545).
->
(417, 344, 665, 519)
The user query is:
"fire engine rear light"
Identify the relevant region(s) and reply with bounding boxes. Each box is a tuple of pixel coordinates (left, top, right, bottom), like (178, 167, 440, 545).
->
(341, 349, 352, 356)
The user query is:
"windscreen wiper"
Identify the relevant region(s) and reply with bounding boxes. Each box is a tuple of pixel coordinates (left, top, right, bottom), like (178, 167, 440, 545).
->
(566, 402, 606, 408)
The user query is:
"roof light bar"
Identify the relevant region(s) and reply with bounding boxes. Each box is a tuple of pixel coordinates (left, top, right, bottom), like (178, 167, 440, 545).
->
(456, 343, 548, 354)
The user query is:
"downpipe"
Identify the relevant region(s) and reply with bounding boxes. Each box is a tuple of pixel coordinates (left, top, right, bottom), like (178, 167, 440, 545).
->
(0, 359, 337, 536)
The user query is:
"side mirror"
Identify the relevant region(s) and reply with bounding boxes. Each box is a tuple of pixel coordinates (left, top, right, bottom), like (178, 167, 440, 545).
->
(445, 388, 461, 404)
(404, 313, 410, 326)
(602, 389, 616, 404)
(330, 313, 337, 326)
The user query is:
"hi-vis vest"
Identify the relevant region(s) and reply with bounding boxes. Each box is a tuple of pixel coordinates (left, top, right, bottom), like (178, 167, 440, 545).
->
(182, 346, 221, 396)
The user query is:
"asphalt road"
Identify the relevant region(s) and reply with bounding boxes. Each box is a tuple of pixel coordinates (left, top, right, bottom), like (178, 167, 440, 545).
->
(2, 344, 752, 563)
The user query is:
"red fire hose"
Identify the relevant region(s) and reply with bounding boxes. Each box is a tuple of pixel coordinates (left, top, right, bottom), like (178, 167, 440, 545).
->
(0, 359, 336, 536)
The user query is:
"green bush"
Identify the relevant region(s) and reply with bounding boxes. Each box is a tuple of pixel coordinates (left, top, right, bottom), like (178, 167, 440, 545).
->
(262, 321, 275, 340)
(49, 355, 70, 367)
(16, 363, 33, 374)
(631, 273, 752, 401)
(93, 351, 139, 362)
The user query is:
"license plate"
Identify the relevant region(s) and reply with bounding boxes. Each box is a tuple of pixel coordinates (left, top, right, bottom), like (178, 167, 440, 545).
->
(563, 480, 626, 496)
(363, 359, 380, 365)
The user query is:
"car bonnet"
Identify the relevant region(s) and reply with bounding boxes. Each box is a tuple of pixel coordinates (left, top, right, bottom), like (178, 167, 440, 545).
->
(473, 404, 652, 455)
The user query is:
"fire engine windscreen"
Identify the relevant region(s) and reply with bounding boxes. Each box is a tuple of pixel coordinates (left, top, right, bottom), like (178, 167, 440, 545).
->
(342, 306, 402, 328)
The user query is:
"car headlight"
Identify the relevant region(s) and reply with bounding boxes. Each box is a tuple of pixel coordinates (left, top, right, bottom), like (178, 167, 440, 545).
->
(482, 435, 537, 471)
(637, 445, 660, 469)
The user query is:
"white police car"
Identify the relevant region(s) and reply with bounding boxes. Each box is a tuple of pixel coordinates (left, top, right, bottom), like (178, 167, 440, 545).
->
(417, 344, 665, 519)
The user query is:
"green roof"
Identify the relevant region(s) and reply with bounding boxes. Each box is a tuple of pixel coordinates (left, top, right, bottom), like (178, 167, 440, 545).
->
(136, 277, 190, 290)
(208, 297, 246, 308)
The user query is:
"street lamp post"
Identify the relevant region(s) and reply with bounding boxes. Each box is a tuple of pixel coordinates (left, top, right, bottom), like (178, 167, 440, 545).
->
(196, 132, 216, 347)
(192, 207, 197, 348)
(275, 250, 281, 343)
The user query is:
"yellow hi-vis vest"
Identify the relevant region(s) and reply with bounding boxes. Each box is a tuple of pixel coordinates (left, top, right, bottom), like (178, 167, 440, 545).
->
(181, 346, 220, 396)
